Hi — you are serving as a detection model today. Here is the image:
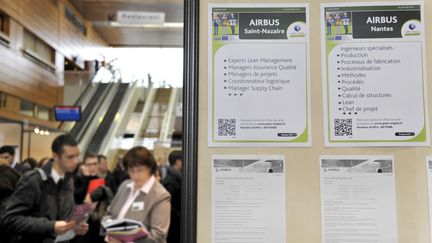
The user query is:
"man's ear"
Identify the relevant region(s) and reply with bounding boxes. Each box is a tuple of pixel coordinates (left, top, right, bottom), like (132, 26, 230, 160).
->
(52, 152, 60, 161)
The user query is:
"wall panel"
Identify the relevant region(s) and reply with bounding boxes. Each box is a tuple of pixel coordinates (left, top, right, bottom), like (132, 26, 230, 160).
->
(0, 0, 107, 124)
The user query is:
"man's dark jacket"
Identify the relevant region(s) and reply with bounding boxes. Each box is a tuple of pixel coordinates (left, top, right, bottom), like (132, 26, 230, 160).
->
(13, 162, 29, 175)
(162, 166, 182, 243)
(1, 161, 75, 243)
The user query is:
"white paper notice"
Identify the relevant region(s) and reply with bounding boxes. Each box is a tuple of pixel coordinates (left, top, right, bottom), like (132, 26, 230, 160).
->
(321, 2, 429, 147)
(208, 4, 311, 147)
(426, 157, 432, 242)
(320, 155, 397, 243)
(212, 155, 286, 243)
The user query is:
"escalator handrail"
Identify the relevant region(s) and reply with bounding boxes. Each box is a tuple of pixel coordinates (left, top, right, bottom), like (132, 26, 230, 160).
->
(69, 84, 108, 139)
(74, 83, 116, 142)
(86, 83, 130, 153)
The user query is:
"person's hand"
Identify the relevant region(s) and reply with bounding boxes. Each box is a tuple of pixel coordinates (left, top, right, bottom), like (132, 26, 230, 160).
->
(54, 221, 76, 235)
(84, 194, 92, 204)
(74, 222, 89, 236)
(105, 235, 122, 243)
(0, 157, 8, 166)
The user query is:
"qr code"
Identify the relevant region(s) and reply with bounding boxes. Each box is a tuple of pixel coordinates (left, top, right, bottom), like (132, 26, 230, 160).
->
(218, 119, 236, 136)
(334, 119, 352, 136)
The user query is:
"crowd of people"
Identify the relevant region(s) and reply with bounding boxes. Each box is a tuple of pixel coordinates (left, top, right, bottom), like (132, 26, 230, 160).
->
(0, 134, 183, 243)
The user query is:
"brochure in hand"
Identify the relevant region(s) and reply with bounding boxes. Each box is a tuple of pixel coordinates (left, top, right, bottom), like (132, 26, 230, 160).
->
(102, 218, 149, 243)
(55, 203, 97, 243)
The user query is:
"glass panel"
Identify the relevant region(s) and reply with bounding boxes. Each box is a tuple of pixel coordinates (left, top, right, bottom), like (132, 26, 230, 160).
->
(0, 92, 5, 108)
(23, 30, 36, 51)
(19, 100, 35, 117)
(35, 40, 54, 63)
(0, 14, 4, 33)
(38, 105, 51, 120)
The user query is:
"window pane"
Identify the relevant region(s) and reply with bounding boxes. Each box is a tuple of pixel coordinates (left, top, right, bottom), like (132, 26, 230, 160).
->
(0, 92, 5, 108)
(35, 40, 52, 62)
(38, 105, 51, 120)
(20, 100, 34, 117)
(23, 30, 36, 51)
(0, 14, 4, 33)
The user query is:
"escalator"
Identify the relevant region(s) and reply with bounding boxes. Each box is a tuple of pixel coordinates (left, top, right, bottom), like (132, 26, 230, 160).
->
(69, 83, 111, 141)
(141, 88, 172, 138)
(86, 83, 130, 153)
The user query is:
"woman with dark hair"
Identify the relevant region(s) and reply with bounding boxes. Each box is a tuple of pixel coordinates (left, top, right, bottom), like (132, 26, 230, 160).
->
(38, 157, 51, 168)
(21, 158, 38, 170)
(103, 146, 171, 243)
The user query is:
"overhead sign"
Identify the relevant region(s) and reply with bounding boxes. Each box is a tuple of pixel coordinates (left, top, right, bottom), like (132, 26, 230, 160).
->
(117, 11, 165, 25)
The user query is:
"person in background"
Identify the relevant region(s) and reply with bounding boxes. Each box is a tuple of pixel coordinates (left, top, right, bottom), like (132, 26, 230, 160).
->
(103, 146, 171, 243)
(74, 152, 113, 243)
(0, 165, 21, 243)
(155, 166, 162, 182)
(74, 153, 102, 206)
(162, 150, 182, 243)
(326, 14, 334, 36)
(0, 146, 28, 174)
(213, 13, 220, 36)
(228, 13, 237, 35)
(39, 157, 51, 168)
(112, 156, 129, 187)
(157, 157, 168, 181)
(21, 157, 38, 170)
(342, 12, 350, 34)
(98, 155, 110, 178)
(221, 13, 228, 35)
(334, 13, 341, 35)
(0, 134, 88, 243)
(98, 154, 117, 194)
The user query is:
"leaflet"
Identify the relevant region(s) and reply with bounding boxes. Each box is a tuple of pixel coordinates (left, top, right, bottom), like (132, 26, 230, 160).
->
(212, 155, 286, 243)
(55, 203, 97, 243)
(425, 157, 432, 242)
(320, 155, 397, 243)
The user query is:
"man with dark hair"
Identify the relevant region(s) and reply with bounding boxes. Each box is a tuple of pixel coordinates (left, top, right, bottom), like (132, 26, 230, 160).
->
(97, 154, 117, 194)
(0, 145, 28, 174)
(74, 152, 113, 243)
(162, 150, 183, 243)
(1, 134, 89, 243)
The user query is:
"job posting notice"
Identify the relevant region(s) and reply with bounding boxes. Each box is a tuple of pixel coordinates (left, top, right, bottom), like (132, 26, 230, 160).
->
(321, 2, 429, 146)
(209, 4, 311, 147)
(320, 155, 397, 243)
(212, 155, 286, 243)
